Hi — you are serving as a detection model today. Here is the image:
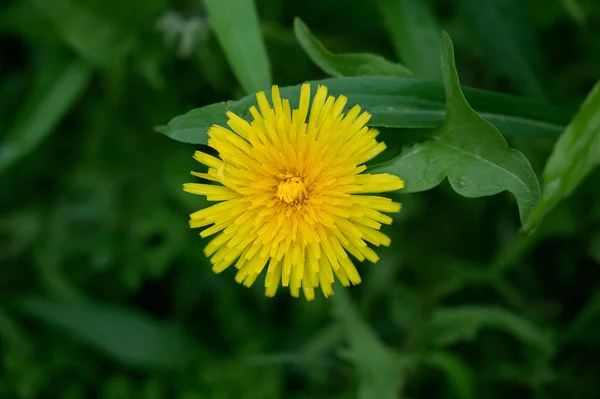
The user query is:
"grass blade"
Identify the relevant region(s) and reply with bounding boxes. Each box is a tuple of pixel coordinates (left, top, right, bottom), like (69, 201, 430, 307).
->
(204, 0, 271, 94)
(376, 0, 442, 80)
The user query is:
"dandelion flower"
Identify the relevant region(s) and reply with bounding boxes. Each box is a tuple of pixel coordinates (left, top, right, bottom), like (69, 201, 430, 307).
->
(184, 83, 404, 300)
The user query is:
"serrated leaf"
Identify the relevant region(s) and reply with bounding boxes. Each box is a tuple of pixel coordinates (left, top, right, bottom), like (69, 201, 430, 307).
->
(18, 298, 198, 369)
(204, 0, 271, 94)
(0, 59, 91, 175)
(158, 76, 572, 145)
(425, 306, 554, 355)
(333, 289, 411, 399)
(458, 0, 547, 100)
(523, 80, 600, 231)
(376, 0, 442, 80)
(293, 18, 411, 78)
(372, 32, 541, 229)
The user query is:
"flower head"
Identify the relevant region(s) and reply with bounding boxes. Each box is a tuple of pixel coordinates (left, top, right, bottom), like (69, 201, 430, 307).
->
(184, 84, 404, 300)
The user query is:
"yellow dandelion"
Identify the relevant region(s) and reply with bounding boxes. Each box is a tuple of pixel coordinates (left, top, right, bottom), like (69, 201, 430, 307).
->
(184, 83, 404, 300)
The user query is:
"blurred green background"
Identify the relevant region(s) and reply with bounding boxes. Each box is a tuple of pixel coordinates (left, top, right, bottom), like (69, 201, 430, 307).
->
(1, 0, 600, 398)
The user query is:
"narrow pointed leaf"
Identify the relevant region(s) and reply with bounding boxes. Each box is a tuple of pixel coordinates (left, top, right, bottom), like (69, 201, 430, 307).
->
(376, 0, 442, 80)
(293, 18, 411, 78)
(524, 79, 600, 231)
(204, 0, 271, 94)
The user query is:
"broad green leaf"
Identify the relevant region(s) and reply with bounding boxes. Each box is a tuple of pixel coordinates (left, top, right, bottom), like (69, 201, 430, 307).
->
(332, 289, 411, 399)
(523, 80, 600, 231)
(18, 298, 198, 369)
(423, 352, 474, 399)
(376, 0, 442, 80)
(0, 59, 91, 175)
(293, 18, 412, 78)
(425, 306, 554, 355)
(459, 0, 547, 100)
(204, 0, 271, 94)
(157, 76, 572, 144)
(372, 32, 541, 229)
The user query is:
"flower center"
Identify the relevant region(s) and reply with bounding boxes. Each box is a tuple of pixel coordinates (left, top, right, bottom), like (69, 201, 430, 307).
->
(277, 177, 307, 204)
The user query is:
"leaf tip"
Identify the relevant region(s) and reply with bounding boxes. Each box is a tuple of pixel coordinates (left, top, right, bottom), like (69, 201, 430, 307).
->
(154, 125, 167, 134)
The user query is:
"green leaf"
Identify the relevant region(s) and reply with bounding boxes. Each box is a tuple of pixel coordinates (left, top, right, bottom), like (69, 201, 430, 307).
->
(423, 352, 474, 399)
(458, 0, 547, 100)
(332, 289, 411, 399)
(376, 0, 442, 80)
(0, 59, 91, 175)
(158, 76, 572, 145)
(204, 0, 271, 94)
(372, 32, 541, 229)
(293, 18, 412, 78)
(425, 306, 554, 355)
(523, 80, 600, 231)
(18, 298, 198, 369)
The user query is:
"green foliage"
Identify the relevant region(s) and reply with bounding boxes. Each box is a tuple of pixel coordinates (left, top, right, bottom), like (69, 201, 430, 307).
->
(373, 33, 541, 229)
(524, 79, 600, 230)
(293, 18, 412, 78)
(425, 306, 553, 354)
(29, 0, 164, 70)
(204, 0, 271, 93)
(0, 58, 91, 174)
(2, 0, 600, 398)
(18, 298, 198, 369)
(376, 0, 442, 80)
(333, 289, 410, 399)
(458, 0, 548, 100)
(559, 0, 587, 24)
(159, 76, 572, 144)
(422, 352, 474, 399)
